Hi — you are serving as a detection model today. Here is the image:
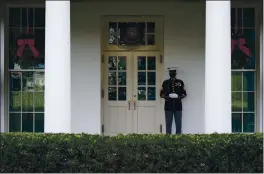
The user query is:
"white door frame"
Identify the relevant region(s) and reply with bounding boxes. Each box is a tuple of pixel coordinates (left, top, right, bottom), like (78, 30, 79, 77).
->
(100, 15, 164, 135)
(102, 51, 163, 135)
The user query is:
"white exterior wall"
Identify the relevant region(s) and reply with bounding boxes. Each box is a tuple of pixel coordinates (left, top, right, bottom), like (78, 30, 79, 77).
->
(70, 0, 205, 133)
(0, 0, 262, 133)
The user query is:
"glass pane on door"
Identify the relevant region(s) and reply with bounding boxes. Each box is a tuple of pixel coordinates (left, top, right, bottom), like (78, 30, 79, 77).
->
(137, 56, 156, 101)
(108, 56, 127, 101)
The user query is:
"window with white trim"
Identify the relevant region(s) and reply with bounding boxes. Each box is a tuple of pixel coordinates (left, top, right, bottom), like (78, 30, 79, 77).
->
(231, 8, 255, 132)
(8, 7, 45, 132)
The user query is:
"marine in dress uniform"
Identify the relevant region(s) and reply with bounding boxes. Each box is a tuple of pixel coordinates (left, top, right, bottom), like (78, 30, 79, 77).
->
(160, 67, 187, 134)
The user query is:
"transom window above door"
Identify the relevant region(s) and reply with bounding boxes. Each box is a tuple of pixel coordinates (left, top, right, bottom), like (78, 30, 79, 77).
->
(101, 16, 163, 51)
(108, 22, 155, 46)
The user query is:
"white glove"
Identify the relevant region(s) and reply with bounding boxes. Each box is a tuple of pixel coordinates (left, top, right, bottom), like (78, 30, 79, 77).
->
(169, 93, 178, 98)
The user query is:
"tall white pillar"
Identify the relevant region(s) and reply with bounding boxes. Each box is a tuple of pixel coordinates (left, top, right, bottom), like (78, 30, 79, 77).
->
(261, 0, 264, 133)
(0, 2, 4, 132)
(205, 0, 232, 133)
(44, 1, 71, 133)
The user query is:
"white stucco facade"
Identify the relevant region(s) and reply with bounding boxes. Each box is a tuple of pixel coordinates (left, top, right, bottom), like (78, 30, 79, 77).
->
(0, 0, 263, 134)
(70, 0, 208, 134)
(70, 1, 207, 134)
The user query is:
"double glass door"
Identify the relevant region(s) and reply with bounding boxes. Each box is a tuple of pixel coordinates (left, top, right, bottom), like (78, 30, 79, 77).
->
(103, 51, 161, 135)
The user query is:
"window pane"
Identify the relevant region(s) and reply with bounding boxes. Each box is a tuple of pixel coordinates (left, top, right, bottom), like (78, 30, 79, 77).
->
(242, 29, 255, 69)
(35, 92, 44, 112)
(148, 87, 156, 101)
(22, 92, 34, 112)
(243, 113, 255, 132)
(119, 22, 145, 45)
(34, 72, 45, 91)
(9, 113, 21, 132)
(232, 92, 242, 111)
(138, 87, 146, 100)
(148, 72, 156, 85)
(118, 56, 126, 70)
(243, 92, 255, 112)
(237, 8, 243, 27)
(138, 72, 146, 85)
(108, 56, 117, 70)
(22, 113, 33, 132)
(10, 72, 22, 91)
(243, 71, 254, 91)
(231, 8, 235, 28)
(231, 72, 242, 91)
(231, 8, 243, 27)
(9, 92, 21, 112)
(35, 113, 44, 132)
(34, 8, 45, 27)
(34, 29, 45, 68)
(243, 8, 255, 28)
(118, 72, 126, 85)
(118, 87, 126, 101)
(108, 87, 117, 101)
(109, 22, 118, 45)
(147, 56, 156, 70)
(108, 72, 117, 85)
(22, 8, 33, 27)
(9, 28, 21, 69)
(9, 8, 21, 27)
(147, 34, 155, 45)
(22, 72, 34, 91)
(138, 56, 146, 70)
(232, 113, 242, 132)
(147, 22, 155, 33)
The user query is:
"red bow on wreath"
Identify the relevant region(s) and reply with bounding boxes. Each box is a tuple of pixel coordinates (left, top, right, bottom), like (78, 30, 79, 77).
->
(17, 39, 39, 58)
(231, 8, 251, 57)
(231, 36, 251, 57)
(16, 8, 39, 58)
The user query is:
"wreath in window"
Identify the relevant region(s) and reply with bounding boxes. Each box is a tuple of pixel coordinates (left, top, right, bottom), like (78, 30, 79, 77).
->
(231, 8, 252, 69)
(15, 8, 40, 70)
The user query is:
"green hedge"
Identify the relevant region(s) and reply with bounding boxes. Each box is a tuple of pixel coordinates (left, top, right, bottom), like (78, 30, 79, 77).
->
(0, 133, 263, 173)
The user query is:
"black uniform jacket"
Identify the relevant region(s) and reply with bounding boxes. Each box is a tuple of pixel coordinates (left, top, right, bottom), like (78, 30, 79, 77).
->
(160, 78, 187, 111)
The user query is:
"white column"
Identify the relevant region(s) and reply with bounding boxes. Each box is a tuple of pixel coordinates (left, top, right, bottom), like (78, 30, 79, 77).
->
(44, 1, 71, 133)
(205, 0, 232, 133)
(261, 1, 264, 133)
(0, 2, 4, 132)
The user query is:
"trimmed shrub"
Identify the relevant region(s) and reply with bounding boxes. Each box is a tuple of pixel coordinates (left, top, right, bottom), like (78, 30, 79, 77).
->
(0, 133, 263, 173)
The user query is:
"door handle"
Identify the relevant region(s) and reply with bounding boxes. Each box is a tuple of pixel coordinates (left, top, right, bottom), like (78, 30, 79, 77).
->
(132, 94, 136, 110)
(128, 98, 131, 110)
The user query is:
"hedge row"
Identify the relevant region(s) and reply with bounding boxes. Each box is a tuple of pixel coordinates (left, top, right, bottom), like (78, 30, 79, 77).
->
(0, 133, 263, 173)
